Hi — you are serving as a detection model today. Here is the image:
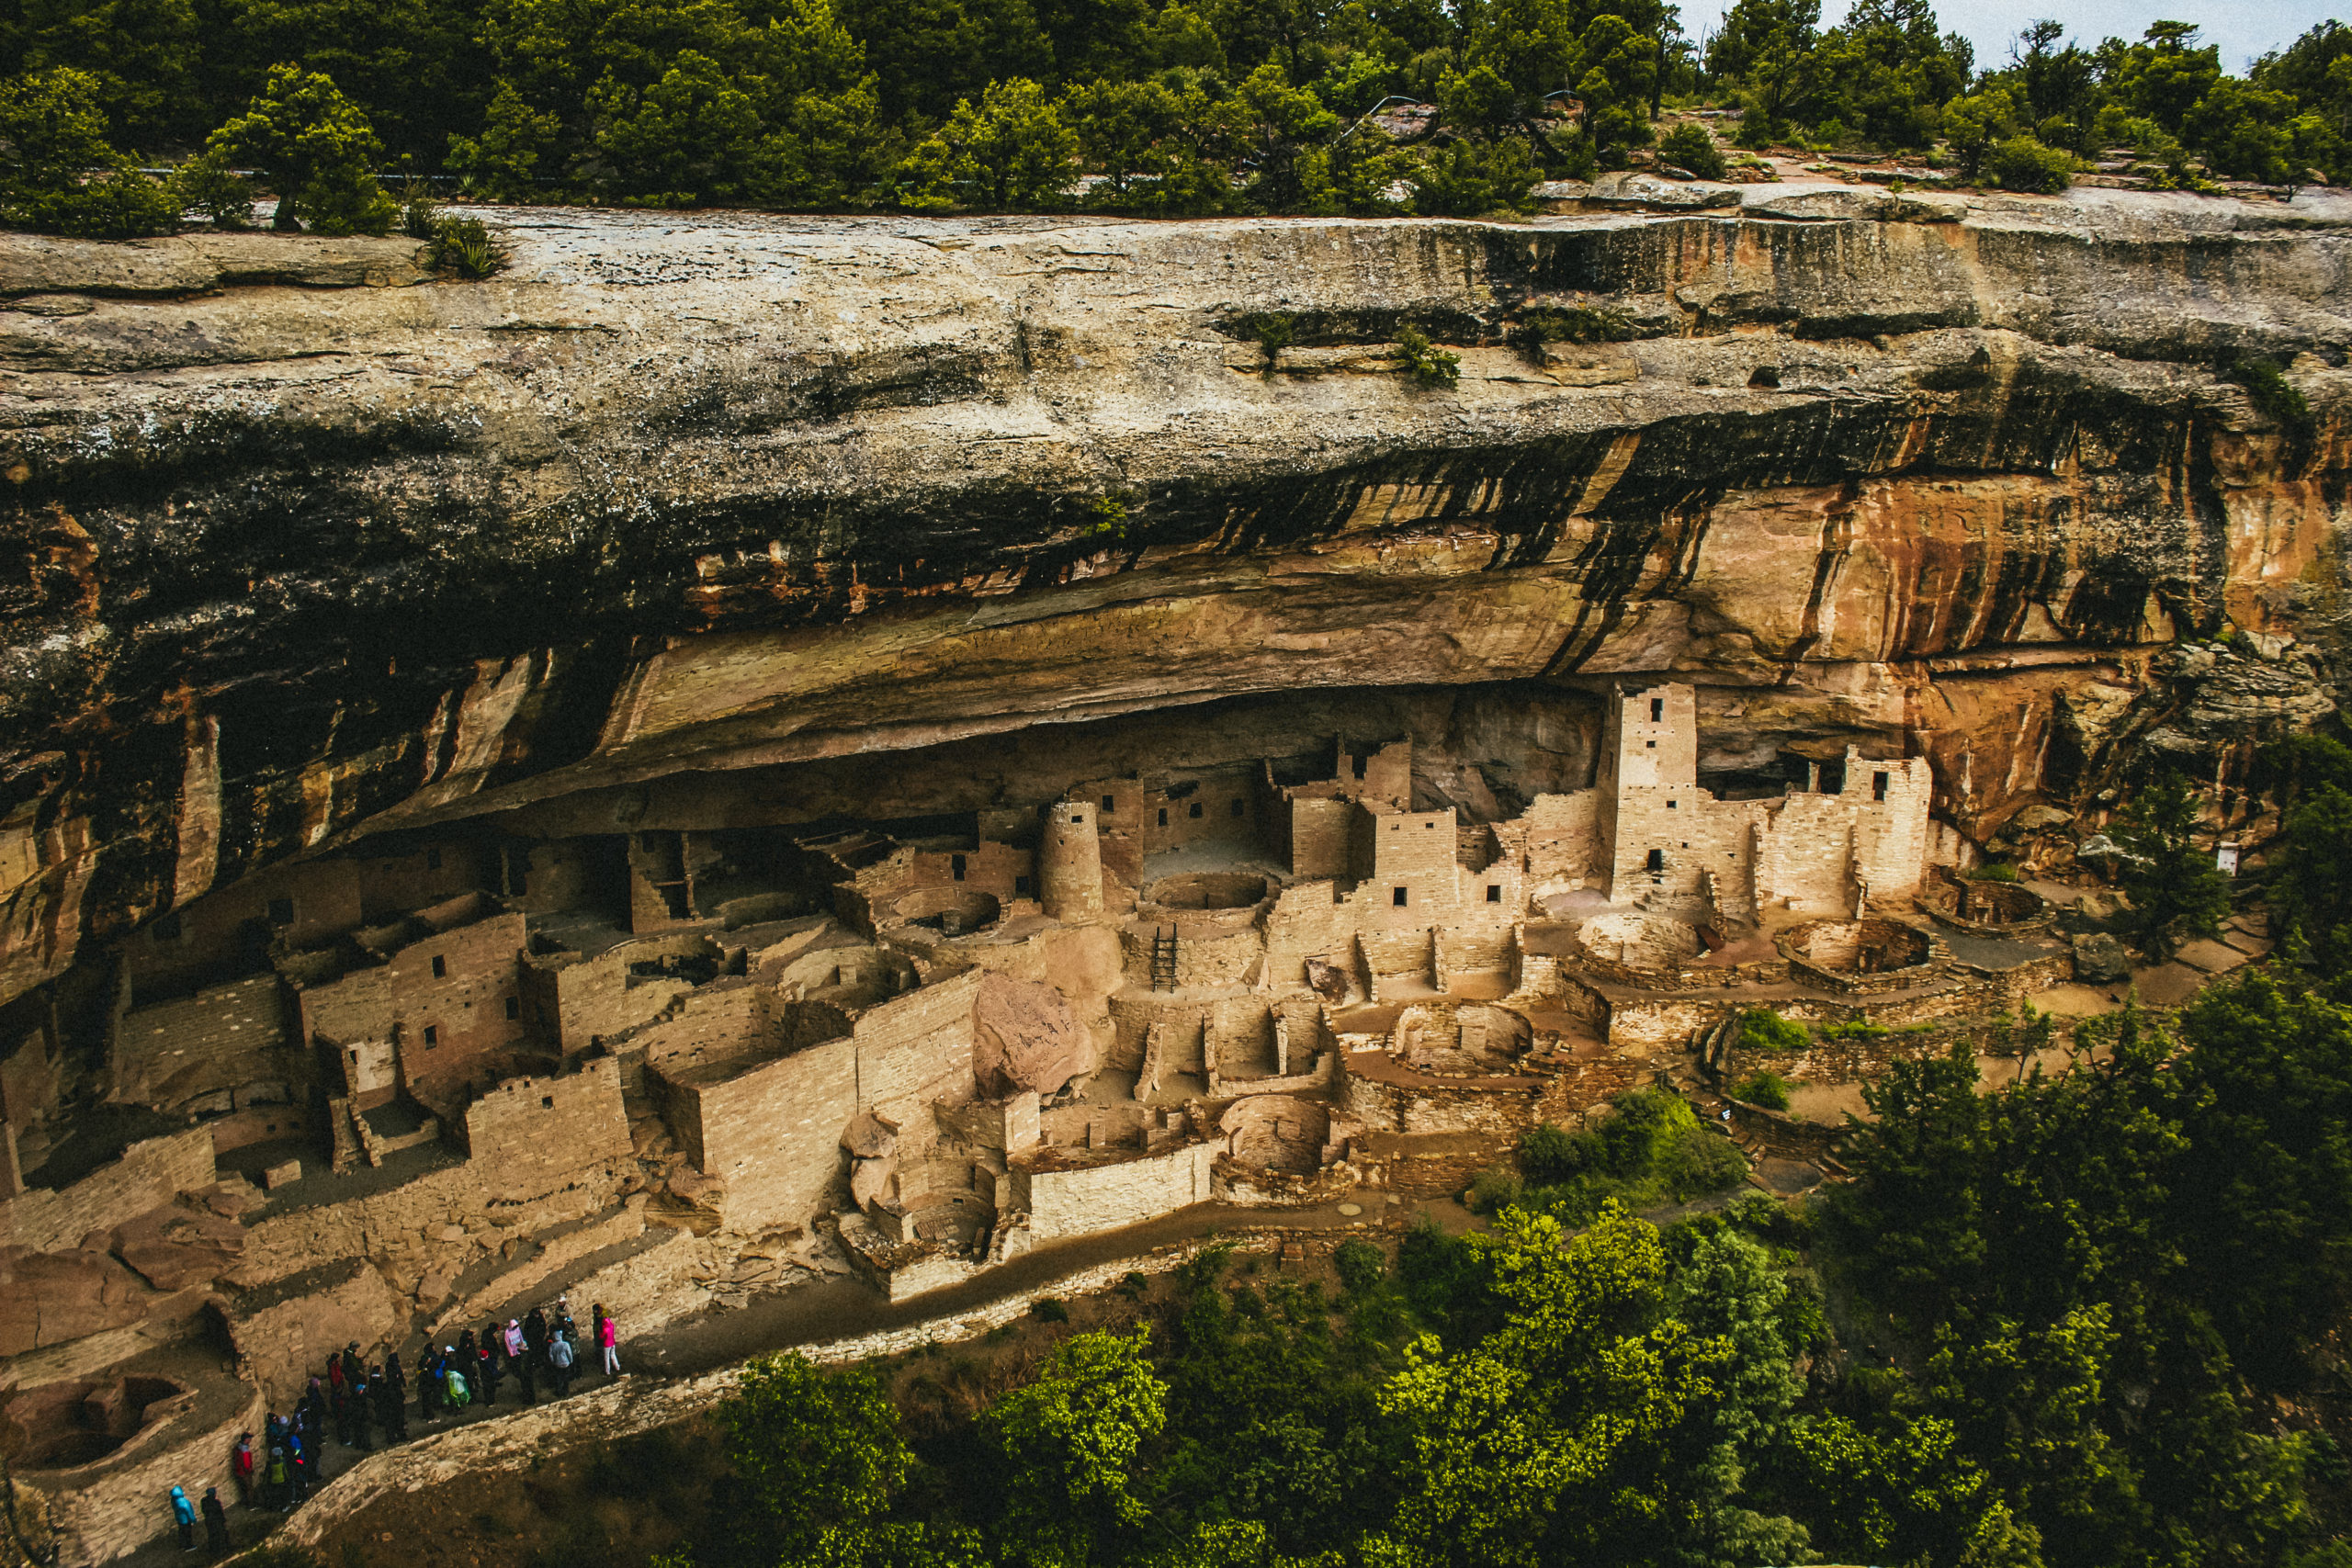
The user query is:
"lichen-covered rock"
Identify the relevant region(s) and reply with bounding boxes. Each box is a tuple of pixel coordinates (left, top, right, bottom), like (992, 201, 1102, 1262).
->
(2072, 932, 2132, 985)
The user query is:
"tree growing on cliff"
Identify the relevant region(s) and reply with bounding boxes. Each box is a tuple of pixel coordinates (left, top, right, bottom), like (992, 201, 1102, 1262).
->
(201, 64, 397, 233)
(2110, 773, 2230, 963)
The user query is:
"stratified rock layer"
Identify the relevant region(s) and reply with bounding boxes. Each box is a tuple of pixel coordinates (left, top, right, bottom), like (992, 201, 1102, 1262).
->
(0, 188, 2347, 1005)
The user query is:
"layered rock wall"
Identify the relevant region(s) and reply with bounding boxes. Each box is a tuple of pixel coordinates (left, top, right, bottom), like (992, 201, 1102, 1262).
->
(0, 188, 2346, 1014)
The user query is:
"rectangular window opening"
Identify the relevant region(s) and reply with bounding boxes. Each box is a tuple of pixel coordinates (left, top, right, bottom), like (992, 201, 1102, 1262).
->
(1188, 802, 1203, 819)
(1392, 886, 1408, 907)
(1650, 697, 1664, 722)
(951, 854, 967, 881)
(1645, 849, 1664, 874)
(541, 1095, 554, 1109)
(1101, 795, 1114, 813)
(1069, 813, 1083, 825)
(430, 954, 447, 978)
(423, 1025, 439, 1047)
(1486, 885, 1502, 903)
(1667, 800, 1678, 810)
(1014, 874, 1032, 896)
(1158, 807, 1169, 828)
(1873, 771, 1889, 801)
(1645, 740, 1657, 750)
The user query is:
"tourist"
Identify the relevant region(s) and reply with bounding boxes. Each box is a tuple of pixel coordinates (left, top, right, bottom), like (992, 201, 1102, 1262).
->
(304, 1376, 329, 1446)
(328, 1369, 352, 1446)
(200, 1486, 229, 1554)
(376, 1363, 408, 1442)
(522, 1305, 548, 1371)
(230, 1432, 254, 1506)
(341, 1342, 364, 1393)
(443, 1347, 471, 1410)
(554, 1297, 577, 1349)
(546, 1325, 575, 1397)
(478, 1319, 503, 1405)
(263, 1442, 288, 1511)
(505, 1318, 535, 1404)
(286, 1427, 311, 1506)
(594, 1304, 619, 1377)
(350, 1372, 373, 1450)
(456, 1327, 479, 1389)
(170, 1484, 197, 1551)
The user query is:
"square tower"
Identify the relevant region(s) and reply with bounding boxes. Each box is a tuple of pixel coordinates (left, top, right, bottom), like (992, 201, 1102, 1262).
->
(1599, 683, 1702, 899)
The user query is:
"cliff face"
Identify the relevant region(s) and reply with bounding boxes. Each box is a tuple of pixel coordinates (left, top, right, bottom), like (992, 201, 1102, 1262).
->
(1, 187, 2346, 1007)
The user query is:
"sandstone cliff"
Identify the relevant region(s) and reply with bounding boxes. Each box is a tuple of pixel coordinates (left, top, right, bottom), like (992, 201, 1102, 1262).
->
(0, 186, 2346, 1009)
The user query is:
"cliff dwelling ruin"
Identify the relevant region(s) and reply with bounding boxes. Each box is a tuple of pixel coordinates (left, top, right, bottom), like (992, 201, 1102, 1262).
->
(0, 186, 2339, 1562)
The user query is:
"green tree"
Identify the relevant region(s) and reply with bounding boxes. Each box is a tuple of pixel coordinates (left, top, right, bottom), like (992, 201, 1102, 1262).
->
(0, 66, 178, 236)
(1657, 117, 1724, 175)
(1941, 85, 2016, 179)
(2274, 785, 2352, 976)
(1566, 14, 1657, 165)
(2106, 20, 2222, 135)
(718, 1352, 912, 1557)
(900, 75, 1076, 209)
(2111, 773, 2229, 962)
(985, 1325, 1169, 1552)
(1706, 0, 1819, 141)
(7, 0, 202, 146)
(202, 63, 397, 232)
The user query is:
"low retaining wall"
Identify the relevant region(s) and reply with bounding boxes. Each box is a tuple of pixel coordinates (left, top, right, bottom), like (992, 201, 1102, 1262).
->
(257, 1232, 1264, 1558)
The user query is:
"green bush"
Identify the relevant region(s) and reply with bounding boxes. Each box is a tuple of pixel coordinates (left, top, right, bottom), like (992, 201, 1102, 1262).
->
(1968, 862, 2019, 882)
(1032, 1296, 1069, 1323)
(2233, 358, 2313, 435)
(1408, 135, 1538, 217)
(1395, 327, 1459, 389)
(173, 151, 254, 229)
(1732, 1070, 1792, 1111)
(204, 65, 398, 234)
(1519, 1120, 1592, 1184)
(1985, 133, 2074, 193)
(1332, 1237, 1386, 1296)
(1817, 1020, 1890, 1041)
(1739, 1008, 1809, 1053)
(1511, 304, 1637, 355)
(1244, 311, 1295, 367)
(0, 69, 181, 239)
(1464, 1166, 1524, 1212)
(1657, 119, 1727, 178)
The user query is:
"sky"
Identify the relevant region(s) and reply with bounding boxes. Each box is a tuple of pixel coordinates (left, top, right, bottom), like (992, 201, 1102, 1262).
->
(1672, 0, 2344, 73)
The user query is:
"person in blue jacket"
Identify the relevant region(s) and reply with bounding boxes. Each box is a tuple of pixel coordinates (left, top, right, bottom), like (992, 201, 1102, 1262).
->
(169, 1484, 197, 1551)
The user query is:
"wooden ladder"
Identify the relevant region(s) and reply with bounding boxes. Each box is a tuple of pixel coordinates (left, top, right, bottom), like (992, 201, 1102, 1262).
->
(1150, 926, 1178, 991)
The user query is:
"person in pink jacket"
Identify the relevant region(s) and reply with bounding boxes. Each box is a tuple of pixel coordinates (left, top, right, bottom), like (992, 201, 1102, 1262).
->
(594, 1303, 619, 1377)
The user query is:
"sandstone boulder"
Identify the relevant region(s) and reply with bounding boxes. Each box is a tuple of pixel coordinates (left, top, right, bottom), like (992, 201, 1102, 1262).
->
(110, 1201, 245, 1292)
(974, 974, 1095, 1097)
(1304, 957, 1351, 1005)
(2073, 932, 2132, 985)
(849, 1157, 896, 1211)
(0, 1246, 158, 1355)
(840, 1111, 899, 1160)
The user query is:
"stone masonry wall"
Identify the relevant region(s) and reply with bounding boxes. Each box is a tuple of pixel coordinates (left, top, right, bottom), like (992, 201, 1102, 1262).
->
(110, 974, 291, 1114)
(458, 1057, 632, 1201)
(1014, 1138, 1215, 1241)
(854, 970, 983, 1128)
(0, 1127, 215, 1253)
(686, 1037, 855, 1234)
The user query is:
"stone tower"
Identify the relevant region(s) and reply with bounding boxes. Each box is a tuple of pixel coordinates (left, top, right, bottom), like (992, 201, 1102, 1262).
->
(1039, 799, 1105, 919)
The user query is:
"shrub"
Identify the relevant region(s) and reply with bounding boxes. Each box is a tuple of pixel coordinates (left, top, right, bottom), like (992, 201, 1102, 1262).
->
(1408, 135, 1538, 216)
(1657, 119, 1726, 178)
(1032, 1296, 1069, 1323)
(1395, 326, 1459, 389)
(1969, 862, 2019, 882)
(1732, 1070, 1792, 1110)
(204, 65, 398, 234)
(1244, 311, 1295, 367)
(2233, 357, 2313, 435)
(1518, 1120, 1594, 1184)
(0, 69, 180, 239)
(173, 151, 254, 230)
(1464, 1165, 1524, 1213)
(1739, 1008, 1809, 1053)
(1332, 1237, 1386, 1296)
(1985, 133, 2074, 194)
(424, 214, 505, 277)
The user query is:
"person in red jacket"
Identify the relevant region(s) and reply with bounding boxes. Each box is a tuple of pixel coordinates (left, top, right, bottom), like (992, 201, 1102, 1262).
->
(229, 1433, 255, 1507)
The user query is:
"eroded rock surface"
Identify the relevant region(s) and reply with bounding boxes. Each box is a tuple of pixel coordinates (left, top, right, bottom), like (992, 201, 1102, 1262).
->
(0, 188, 2346, 1005)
